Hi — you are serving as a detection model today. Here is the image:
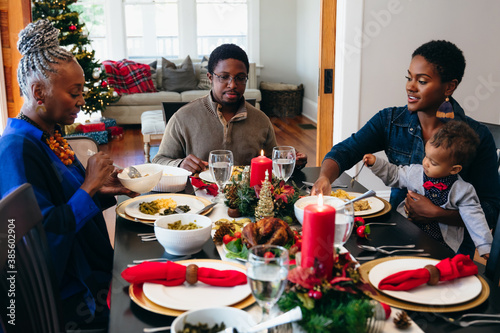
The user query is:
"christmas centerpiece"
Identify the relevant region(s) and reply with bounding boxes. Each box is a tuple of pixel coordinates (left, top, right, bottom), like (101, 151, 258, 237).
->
(224, 166, 300, 222)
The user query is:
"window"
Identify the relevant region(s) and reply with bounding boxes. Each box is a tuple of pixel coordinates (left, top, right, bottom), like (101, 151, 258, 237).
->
(124, 0, 179, 59)
(196, 0, 248, 56)
(72, 0, 255, 61)
(69, 0, 107, 60)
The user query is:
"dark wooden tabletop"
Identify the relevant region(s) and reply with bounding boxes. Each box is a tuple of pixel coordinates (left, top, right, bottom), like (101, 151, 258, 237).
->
(108, 167, 500, 333)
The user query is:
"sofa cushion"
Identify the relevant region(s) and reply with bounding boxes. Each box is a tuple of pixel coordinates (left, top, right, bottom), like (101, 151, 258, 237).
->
(149, 60, 159, 89)
(197, 56, 211, 90)
(102, 59, 157, 95)
(162, 55, 198, 92)
(113, 91, 182, 106)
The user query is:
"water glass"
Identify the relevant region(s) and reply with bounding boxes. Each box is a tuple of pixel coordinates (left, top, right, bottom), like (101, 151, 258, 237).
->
(246, 245, 289, 330)
(208, 150, 233, 203)
(333, 201, 355, 248)
(272, 146, 296, 182)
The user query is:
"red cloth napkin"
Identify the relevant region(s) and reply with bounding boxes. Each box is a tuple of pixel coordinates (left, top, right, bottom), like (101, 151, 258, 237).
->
(121, 261, 247, 287)
(378, 254, 478, 291)
(190, 176, 219, 196)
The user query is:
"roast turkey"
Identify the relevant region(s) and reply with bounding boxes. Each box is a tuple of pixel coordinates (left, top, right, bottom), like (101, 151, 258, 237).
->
(242, 217, 294, 248)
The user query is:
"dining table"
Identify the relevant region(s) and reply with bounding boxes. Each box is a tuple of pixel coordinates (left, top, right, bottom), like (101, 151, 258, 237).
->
(108, 167, 500, 333)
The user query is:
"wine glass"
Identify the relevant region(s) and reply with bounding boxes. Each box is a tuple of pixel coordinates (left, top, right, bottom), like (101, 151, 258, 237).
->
(208, 150, 234, 203)
(272, 146, 296, 182)
(333, 201, 355, 249)
(247, 245, 289, 332)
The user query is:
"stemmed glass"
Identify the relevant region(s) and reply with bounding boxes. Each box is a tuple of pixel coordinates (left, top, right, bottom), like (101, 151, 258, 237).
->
(247, 245, 289, 332)
(272, 146, 296, 182)
(333, 201, 355, 249)
(208, 150, 234, 203)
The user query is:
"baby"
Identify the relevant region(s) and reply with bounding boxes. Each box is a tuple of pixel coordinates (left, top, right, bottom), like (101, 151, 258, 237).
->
(364, 120, 492, 259)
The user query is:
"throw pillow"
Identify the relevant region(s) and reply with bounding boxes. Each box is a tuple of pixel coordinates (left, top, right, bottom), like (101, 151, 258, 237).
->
(162, 55, 198, 92)
(149, 60, 159, 90)
(197, 56, 211, 90)
(102, 59, 157, 95)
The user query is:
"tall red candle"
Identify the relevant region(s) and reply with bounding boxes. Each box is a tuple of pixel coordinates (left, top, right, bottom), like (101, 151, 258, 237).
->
(301, 194, 336, 279)
(250, 150, 272, 187)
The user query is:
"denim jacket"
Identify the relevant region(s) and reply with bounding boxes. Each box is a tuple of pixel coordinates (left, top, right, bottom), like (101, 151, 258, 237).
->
(324, 98, 500, 228)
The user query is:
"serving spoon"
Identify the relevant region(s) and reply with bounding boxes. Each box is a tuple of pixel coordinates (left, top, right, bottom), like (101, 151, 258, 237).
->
(87, 149, 142, 178)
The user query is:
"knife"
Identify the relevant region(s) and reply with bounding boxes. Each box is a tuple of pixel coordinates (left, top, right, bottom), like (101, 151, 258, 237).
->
(302, 181, 348, 188)
(194, 202, 217, 215)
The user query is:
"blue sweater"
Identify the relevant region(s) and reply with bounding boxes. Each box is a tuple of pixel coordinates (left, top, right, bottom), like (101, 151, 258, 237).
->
(0, 118, 114, 319)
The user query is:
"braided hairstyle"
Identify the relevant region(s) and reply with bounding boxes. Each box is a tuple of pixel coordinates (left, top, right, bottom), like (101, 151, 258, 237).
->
(17, 19, 74, 100)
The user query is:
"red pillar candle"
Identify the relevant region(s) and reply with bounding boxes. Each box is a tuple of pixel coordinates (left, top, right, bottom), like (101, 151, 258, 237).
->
(250, 150, 272, 187)
(301, 194, 336, 279)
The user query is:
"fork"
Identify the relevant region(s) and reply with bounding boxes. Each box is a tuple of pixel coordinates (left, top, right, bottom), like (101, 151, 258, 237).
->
(358, 245, 425, 255)
(350, 161, 366, 187)
(434, 313, 500, 327)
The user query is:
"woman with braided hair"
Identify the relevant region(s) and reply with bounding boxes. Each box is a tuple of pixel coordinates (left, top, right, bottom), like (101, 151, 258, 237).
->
(0, 19, 136, 328)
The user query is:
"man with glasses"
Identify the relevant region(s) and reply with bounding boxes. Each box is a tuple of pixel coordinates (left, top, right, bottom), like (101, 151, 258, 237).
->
(154, 44, 301, 173)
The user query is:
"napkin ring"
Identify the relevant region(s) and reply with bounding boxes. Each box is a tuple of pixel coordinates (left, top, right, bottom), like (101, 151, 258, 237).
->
(186, 264, 199, 285)
(424, 265, 440, 285)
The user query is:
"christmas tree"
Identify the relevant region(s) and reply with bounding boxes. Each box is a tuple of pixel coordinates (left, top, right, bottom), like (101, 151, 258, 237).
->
(32, 0, 119, 115)
(255, 170, 275, 220)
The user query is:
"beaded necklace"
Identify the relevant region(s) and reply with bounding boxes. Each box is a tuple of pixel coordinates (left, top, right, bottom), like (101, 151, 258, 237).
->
(17, 112, 75, 165)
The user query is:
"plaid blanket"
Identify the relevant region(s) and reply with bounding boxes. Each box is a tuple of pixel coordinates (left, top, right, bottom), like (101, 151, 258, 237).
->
(102, 59, 156, 95)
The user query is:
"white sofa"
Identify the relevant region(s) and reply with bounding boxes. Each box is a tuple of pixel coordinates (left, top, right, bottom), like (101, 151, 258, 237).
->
(102, 57, 261, 125)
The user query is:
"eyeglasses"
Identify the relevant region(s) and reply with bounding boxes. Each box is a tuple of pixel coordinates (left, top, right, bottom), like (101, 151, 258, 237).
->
(212, 73, 248, 85)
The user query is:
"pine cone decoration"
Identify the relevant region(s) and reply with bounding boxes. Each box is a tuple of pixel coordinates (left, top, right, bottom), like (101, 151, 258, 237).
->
(213, 223, 235, 245)
(393, 310, 411, 329)
(224, 183, 240, 208)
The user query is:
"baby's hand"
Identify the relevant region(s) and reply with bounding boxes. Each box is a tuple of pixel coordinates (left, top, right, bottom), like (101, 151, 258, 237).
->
(363, 154, 376, 166)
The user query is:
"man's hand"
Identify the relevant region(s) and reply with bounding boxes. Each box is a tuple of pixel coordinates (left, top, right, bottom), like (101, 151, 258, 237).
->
(295, 152, 308, 169)
(180, 154, 208, 173)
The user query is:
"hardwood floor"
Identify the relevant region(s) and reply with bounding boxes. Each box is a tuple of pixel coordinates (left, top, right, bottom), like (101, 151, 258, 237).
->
(100, 115, 318, 167)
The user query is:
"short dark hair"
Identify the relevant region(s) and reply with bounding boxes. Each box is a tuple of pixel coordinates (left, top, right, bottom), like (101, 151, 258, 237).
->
(208, 44, 249, 74)
(412, 40, 466, 84)
(429, 120, 479, 167)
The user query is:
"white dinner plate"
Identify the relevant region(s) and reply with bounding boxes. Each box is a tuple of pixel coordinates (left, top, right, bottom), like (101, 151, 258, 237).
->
(124, 194, 208, 221)
(347, 192, 386, 216)
(368, 258, 482, 306)
(142, 260, 251, 310)
(198, 170, 215, 183)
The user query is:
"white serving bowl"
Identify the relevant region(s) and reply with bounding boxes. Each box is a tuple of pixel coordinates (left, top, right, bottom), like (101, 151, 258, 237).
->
(117, 163, 163, 194)
(171, 307, 257, 333)
(294, 195, 346, 224)
(152, 165, 191, 192)
(154, 214, 212, 255)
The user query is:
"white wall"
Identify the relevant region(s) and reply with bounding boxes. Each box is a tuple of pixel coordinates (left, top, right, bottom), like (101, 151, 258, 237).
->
(259, 0, 320, 122)
(338, 0, 500, 196)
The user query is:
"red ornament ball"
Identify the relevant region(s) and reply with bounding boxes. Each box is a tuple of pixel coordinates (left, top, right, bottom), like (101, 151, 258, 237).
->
(101, 80, 108, 88)
(69, 25, 77, 31)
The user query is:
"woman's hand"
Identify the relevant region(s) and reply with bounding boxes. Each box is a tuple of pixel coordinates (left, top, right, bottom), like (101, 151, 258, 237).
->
(311, 176, 332, 196)
(99, 169, 139, 198)
(180, 154, 208, 173)
(81, 152, 114, 197)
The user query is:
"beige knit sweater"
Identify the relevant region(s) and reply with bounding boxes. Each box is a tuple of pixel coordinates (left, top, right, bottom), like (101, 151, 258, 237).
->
(152, 93, 277, 167)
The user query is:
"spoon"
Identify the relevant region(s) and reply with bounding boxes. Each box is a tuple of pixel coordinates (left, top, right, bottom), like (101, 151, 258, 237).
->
(87, 149, 142, 178)
(342, 189, 376, 207)
(219, 306, 302, 333)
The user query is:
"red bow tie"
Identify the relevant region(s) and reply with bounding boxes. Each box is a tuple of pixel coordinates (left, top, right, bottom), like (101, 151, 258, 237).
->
(423, 181, 448, 191)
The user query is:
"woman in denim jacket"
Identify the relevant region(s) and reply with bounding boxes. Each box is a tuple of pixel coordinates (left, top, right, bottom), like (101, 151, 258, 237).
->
(312, 40, 500, 257)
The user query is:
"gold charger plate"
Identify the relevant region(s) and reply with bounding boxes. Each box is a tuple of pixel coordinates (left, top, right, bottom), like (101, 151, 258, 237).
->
(361, 196, 391, 219)
(116, 193, 213, 224)
(359, 256, 490, 312)
(128, 259, 255, 316)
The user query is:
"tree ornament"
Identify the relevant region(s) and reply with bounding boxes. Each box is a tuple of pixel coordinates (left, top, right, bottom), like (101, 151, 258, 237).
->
(255, 170, 274, 220)
(101, 80, 108, 88)
(92, 71, 100, 79)
(83, 86, 89, 93)
(69, 24, 77, 31)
